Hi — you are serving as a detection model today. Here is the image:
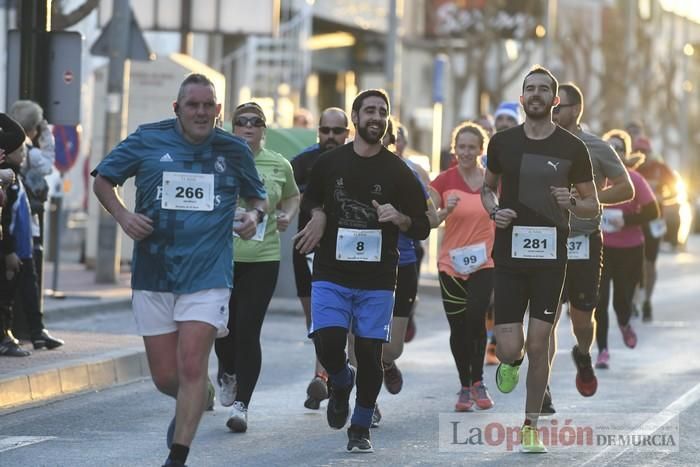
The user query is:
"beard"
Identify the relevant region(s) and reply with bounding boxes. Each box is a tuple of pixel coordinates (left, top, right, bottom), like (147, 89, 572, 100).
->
(522, 98, 553, 120)
(320, 139, 341, 152)
(356, 120, 386, 145)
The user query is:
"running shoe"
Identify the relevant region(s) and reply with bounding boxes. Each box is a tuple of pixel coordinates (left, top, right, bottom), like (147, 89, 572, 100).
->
(383, 361, 403, 394)
(327, 366, 355, 429)
(347, 424, 373, 453)
(206, 377, 216, 411)
(219, 373, 237, 407)
(307, 373, 329, 401)
(642, 301, 652, 322)
(31, 330, 64, 350)
(404, 315, 416, 343)
(226, 401, 248, 433)
(571, 345, 597, 397)
(166, 416, 175, 449)
(455, 387, 473, 412)
(520, 425, 547, 453)
(540, 385, 555, 416)
(485, 342, 499, 366)
(470, 381, 494, 410)
(619, 323, 638, 348)
(595, 349, 610, 369)
(495, 362, 520, 393)
(371, 404, 382, 428)
(304, 396, 321, 410)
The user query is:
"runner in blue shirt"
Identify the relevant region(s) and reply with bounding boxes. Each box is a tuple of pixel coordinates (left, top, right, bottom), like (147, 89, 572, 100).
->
(92, 73, 267, 467)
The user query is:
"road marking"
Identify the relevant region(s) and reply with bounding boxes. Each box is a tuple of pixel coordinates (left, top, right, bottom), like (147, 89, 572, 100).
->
(0, 436, 56, 453)
(582, 381, 700, 466)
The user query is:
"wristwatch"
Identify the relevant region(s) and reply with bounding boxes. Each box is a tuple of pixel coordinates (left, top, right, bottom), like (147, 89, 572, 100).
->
(569, 197, 577, 208)
(489, 207, 500, 220)
(249, 207, 265, 224)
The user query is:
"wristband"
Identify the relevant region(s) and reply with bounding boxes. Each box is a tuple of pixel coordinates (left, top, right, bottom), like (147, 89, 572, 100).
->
(489, 207, 500, 221)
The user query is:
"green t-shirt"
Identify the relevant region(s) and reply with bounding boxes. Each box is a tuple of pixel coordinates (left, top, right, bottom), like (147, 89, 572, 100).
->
(234, 147, 299, 262)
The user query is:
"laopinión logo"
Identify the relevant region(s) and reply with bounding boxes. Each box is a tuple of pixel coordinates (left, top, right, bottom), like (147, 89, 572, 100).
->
(438, 413, 679, 453)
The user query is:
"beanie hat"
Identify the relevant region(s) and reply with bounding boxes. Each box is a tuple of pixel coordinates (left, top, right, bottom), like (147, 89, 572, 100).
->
(494, 101, 522, 123)
(632, 136, 652, 153)
(0, 113, 26, 154)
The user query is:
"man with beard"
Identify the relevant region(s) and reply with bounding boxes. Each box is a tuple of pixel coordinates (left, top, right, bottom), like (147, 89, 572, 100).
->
(294, 89, 430, 453)
(547, 83, 633, 411)
(291, 107, 350, 410)
(481, 66, 599, 453)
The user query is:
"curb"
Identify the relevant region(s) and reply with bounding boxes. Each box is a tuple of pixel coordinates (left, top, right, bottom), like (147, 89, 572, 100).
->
(0, 348, 149, 412)
(44, 298, 134, 323)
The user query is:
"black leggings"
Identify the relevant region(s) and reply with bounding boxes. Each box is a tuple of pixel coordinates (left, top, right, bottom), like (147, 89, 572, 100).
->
(595, 245, 643, 351)
(439, 269, 493, 387)
(313, 326, 383, 409)
(215, 261, 279, 406)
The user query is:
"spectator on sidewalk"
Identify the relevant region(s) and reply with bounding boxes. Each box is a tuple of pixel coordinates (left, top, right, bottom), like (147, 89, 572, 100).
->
(0, 113, 33, 356)
(9, 100, 56, 340)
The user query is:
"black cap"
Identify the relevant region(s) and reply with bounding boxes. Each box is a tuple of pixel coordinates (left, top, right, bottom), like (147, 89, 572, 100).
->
(0, 113, 26, 154)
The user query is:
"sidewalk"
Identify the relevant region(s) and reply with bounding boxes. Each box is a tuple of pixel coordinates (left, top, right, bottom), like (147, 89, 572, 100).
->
(1, 259, 441, 412)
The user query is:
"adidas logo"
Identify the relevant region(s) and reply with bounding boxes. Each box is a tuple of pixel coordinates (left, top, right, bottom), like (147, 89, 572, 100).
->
(160, 153, 173, 162)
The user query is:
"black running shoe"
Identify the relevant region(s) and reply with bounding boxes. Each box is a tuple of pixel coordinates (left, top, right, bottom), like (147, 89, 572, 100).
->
(642, 301, 652, 322)
(540, 385, 555, 416)
(304, 396, 321, 410)
(31, 330, 64, 350)
(327, 367, 355, 429)
(347, 424, 373, 453)
(162, 459, 187, 467)
(166, 416, 175, 449)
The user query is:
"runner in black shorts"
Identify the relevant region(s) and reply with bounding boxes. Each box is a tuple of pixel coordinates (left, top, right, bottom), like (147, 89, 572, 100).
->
(291, 108, 350, 409)
(481, 66, 599, 453)
(547, 83, 633, 411)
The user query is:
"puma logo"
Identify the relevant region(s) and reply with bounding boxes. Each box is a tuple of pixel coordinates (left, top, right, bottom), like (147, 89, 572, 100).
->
(547, 161, 560, 171)
(544, 309, 554, 315)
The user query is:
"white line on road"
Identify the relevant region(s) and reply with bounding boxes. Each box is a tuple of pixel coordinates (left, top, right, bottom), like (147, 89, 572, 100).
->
(0, 436, 56, 453)
(582, 381, 700, 466)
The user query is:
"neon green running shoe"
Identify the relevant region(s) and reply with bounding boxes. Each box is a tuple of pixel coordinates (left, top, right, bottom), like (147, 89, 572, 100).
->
(519, 425, 547, 453)
(495, 362, 520, 393)
(206, 377, 216, 411)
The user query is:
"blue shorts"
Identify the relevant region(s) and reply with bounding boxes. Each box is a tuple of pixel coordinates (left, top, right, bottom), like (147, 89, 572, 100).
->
(309, 281, 394, 341)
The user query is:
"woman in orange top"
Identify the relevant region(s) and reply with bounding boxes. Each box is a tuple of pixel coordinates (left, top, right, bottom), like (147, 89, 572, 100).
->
(429, 122, 496, 412)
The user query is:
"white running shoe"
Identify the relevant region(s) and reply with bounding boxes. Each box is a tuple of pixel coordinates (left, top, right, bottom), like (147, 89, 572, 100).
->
(226, 401, 248, 433)
(219, 373, 237, 407)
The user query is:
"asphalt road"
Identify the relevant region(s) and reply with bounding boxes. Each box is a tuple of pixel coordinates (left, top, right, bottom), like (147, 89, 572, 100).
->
(1, 238, 699, 466)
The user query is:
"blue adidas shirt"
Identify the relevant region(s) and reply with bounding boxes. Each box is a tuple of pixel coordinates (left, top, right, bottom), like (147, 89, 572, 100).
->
(92, 119, 266, 293)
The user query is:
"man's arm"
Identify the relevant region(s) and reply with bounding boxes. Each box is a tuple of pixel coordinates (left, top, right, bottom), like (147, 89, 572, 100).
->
(553, 180, 599, 219)
(93, 174, 153, 240)
(598, 172, 634, 206)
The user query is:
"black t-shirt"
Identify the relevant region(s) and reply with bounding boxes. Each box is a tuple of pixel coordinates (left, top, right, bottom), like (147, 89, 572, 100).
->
(302, 142, 430, 290)
(486, 125, 593, 268)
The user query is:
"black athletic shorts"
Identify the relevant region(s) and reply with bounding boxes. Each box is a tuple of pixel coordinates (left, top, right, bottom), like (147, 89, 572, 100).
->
(642, 226, 660, 262)
(562, 230, 603, 312)
(494, 265, 567, 325)
(393, 263, 418, 318)
(438, 268, 494, 316)
(293, 246, 312, 297)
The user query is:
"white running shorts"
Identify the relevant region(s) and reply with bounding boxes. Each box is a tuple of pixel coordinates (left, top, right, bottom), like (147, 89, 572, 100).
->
(131, 288, 230, 338)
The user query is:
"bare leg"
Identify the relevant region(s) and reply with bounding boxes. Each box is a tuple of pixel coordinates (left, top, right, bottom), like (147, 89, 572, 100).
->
(525, 318, 553, 424)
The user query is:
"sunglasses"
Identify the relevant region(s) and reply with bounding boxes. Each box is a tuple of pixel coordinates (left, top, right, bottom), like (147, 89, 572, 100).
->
(234, 116, 266, 127)
(319, 126, 348, 135)
(552, 103, 577, 113)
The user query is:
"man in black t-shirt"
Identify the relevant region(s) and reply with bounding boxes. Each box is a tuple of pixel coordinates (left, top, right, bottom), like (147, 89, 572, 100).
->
(481, 66, 599, 453)
(294, 89, 429, 453)
(291, 107, 350, 410)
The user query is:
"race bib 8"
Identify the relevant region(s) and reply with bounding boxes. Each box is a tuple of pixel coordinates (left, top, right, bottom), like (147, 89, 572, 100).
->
(336, 228, 382, 262)
(449, 242, 488, 274)
(162, 172, 214, 211)
(511, 226, 557, 260)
